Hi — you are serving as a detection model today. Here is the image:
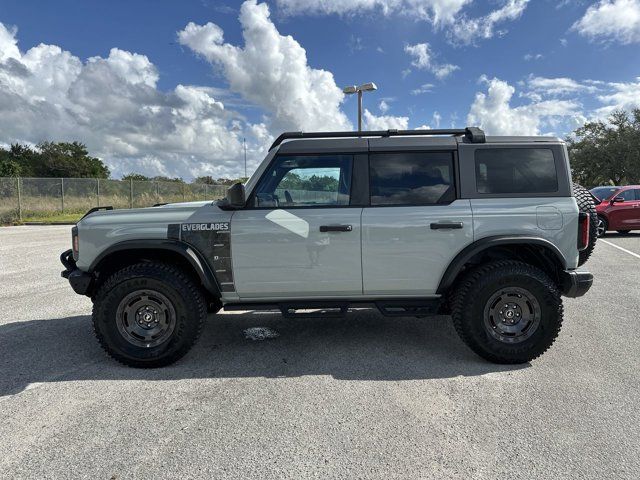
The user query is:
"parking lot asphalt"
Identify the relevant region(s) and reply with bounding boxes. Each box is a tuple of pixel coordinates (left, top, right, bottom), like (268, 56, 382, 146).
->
(0, 226, 638, 479)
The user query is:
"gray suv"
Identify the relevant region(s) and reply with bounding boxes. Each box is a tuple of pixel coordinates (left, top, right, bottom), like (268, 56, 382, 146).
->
(61, 127, 595, 368)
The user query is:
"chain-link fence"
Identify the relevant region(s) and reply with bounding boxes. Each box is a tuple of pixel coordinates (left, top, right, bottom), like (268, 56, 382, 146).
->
(0, 177, 227, 223)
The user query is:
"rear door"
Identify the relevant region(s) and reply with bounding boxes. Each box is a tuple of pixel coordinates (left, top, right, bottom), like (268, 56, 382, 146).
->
(361, 150, 473, 296)
(231, 153, 364, 298)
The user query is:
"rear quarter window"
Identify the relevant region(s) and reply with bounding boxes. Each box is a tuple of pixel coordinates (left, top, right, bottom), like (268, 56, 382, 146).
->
(475, 148, 558, 194)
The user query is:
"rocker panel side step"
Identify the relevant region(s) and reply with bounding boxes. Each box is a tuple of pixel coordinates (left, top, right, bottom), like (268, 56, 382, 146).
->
(280, 302, 350, 318)
(223, 298, 443, 318)
(375, 299, 441, 317)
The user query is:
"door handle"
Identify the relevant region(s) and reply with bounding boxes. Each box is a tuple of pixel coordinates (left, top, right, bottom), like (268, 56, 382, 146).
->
(430, 222, 464, 230)
(320, 225, 353, 232)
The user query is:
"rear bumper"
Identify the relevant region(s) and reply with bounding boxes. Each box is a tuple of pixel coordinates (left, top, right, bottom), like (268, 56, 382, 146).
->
(60, 249, 93, 296)
(560, 270, 593, 298)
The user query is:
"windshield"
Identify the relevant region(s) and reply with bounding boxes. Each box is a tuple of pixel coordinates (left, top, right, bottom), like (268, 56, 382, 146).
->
(590, 186, 619, 201)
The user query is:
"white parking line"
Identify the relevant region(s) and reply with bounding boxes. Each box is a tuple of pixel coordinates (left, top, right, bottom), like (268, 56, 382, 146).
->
(600, 239, 640, 260)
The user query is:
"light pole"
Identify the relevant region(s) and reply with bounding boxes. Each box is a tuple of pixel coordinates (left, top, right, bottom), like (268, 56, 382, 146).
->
(243, 137, 247, 178)
(343, 82, 377, 131)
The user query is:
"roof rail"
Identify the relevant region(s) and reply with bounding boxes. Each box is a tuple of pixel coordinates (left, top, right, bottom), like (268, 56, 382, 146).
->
(268, 127, 485, 150)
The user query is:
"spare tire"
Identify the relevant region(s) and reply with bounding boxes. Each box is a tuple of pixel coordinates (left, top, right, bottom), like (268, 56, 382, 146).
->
(573, 183, 597, 266)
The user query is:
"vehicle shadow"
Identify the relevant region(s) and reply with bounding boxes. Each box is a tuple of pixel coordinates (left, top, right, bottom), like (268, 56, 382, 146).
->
(0, 310, 527, 396)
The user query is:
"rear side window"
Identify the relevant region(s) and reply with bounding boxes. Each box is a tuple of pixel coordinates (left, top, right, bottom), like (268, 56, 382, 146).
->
(475, 148, 558, 194)
(369, 152, 455, 206)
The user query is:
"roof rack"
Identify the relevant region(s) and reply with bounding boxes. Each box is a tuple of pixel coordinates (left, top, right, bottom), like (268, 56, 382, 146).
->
(269, 127, 485, 151)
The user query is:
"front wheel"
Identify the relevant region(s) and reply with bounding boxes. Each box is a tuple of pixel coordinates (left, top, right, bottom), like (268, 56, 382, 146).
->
(451, 260, 563, 364)
(92, 262, 207, 368)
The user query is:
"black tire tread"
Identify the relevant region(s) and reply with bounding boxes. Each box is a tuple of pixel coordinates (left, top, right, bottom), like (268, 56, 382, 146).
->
(451, 260, 563, 364)
(573, 183, 597, 266)
(92, 262, 207, 368)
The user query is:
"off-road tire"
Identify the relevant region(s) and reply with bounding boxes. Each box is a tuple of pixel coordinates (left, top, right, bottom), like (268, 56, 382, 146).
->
(573, 183, 597, 266)
(451, 260, 563, 364)
(92, 262, 207, 368)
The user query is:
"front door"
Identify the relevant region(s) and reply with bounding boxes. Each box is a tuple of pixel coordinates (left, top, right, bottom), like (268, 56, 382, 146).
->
(608, 189, 640, 230)
(231, 153, 363, 298)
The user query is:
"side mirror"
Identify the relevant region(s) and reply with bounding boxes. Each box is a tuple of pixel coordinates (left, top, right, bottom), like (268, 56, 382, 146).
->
(226, 182, 246, 208)
(611, 196, 625, 203)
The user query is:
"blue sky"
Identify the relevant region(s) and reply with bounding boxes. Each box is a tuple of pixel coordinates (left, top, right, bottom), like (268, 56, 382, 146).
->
(0, 0, 639, 178)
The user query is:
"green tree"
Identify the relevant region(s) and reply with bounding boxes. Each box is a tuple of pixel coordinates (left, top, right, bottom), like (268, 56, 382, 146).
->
(151, 176, 184, 183)
(193, 175, 216, 185)
(567, 109, 640, 187)
(36, 141, 110, 178)
(0, 149, 21, 176)
(0, 141, 110, 178)
(122, 173, 151, 181)
(279, 172, 338, 191)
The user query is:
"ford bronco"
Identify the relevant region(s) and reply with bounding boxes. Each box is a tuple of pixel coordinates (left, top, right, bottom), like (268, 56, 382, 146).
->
(61, 127, 596, 367)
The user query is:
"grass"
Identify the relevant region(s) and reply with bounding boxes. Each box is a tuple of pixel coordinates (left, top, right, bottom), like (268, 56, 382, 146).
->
(0, 189, 227, 226)
(21, 212, 84, 224)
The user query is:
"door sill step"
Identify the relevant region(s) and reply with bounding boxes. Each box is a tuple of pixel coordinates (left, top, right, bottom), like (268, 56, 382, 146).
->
(223, 298, 444, 318)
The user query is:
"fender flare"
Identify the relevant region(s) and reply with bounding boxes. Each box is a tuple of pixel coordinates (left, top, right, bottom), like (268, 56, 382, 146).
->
(89, 239, 221, 297)
(436, 235, 568, 294)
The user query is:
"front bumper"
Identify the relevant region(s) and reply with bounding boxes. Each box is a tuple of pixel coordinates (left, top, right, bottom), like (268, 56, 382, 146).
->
(560, 270, 593, 298)
(60, 249, 93, 296)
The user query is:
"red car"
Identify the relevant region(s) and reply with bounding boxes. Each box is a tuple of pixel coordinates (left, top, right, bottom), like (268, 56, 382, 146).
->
(591, 185, 640, 236)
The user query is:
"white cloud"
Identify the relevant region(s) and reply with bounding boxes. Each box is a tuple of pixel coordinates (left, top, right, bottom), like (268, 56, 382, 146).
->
(523, 53, 544, 61)
(572, 0, 640, 44)
(404, 42, 459, 79)
(467, 76, 581, 135)
(379, 99, 390, 113)
(450, 0, 530, 45)
(433, 63, 460, 79)
(363, 109, 409, 129)
(432, 111, 442, 128)
(275, 0, 472, 26)
(178, 0, 351, 133)
(0, 23, 20, 62)
(595, 77, 640, 116)
(526, 76, 598, 95)
(411, 83, 435, 95)
(405, 43, 431, 69)
(0, 22, 256, 179)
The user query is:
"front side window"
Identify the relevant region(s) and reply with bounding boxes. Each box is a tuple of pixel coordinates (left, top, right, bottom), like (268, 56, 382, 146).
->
(475, 148, 558, 194)
(252, 155, 353, 207)
(590, 186, 619, 201)
(369, 152, 455, 206)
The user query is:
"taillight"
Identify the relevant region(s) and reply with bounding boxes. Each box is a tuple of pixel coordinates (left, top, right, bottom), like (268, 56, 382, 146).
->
(72, 226, 79, 259)
(578, 212, 589, 251)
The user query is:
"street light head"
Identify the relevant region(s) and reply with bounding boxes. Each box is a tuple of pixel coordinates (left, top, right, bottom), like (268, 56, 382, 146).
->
(343, 85, 357, 94)
(358, 82, 377, 92)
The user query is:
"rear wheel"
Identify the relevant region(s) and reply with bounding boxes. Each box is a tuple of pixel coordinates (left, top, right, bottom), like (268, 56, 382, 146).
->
(92, 262, 207, 368)
(597, 216, 608, 237)
(573, 183, 597, 265)
(451, 260, 563, 364)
